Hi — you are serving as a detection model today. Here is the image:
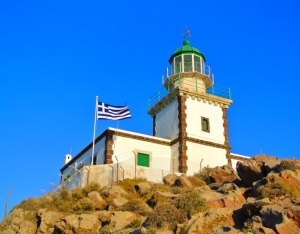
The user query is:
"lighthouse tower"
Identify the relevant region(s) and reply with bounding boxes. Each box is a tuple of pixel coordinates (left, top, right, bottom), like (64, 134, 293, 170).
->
(148, 39, 233, 174)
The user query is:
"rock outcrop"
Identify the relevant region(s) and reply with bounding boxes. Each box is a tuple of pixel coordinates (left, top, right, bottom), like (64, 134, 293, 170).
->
(2, 155, 300, 234)
(209, 165, 241, 184)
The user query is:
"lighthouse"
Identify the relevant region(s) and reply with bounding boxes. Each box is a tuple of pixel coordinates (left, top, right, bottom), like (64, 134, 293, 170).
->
(148, 39, 233, 174)
(60, 36, 242, 189)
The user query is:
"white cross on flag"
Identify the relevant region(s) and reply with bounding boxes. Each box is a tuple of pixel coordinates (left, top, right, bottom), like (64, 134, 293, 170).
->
(97, 101, 131, 120)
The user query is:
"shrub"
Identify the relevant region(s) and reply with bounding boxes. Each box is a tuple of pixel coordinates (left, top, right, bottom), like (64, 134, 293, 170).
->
(117, 198, 150, 216)
(118, 178, 146, 193)
(57, 186, 72, 200)
(279, 160, 300, 172)
(72, 187, 85, 200)
(175, 190, 206, 216)
(193, 167, 211, 182)
(83, 182, 101, 195)
(52, 187, 73, 212)
(125, 218, 142, 228)
(73, 197, 96, 211)
(171, 187, 181, 194)
(151, 183, 171, 193)
(15, 198, 40, 211)
(257, 182, 300, 199)
(148, 228, 157, 234)
(146, 202, 187, 230)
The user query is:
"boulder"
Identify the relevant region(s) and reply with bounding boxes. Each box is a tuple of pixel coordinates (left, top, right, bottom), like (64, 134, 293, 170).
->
(207, 184, 246, 209)
(209, 165, 241, 184)
(88, 191, 105, 208)
(148, 191, 179, 208)
(101, 185, 128, 199)
(106, 211, 137, 232)
(108, 196, 128, 211)
(1, 229, 16, 234)
(98, 210, 112, 226)
(244, 215, 263, 230)
(217, 183, 240, 194)
(3, 208, 25, 232)
(134, 182, 152, 195)
(242, 198, 271, 217)
(259, 227, 277, 234)
(199, 190, 223, 201)
(18, 220, 36, 234)
(236, 160, 266, 187)
(55, 213, 101, 233)
(260, 206, 300, 233)
(175, 174, 193, 188)
(184, 208, 235, 233)
(163, 174, 178, 186)
(37, 209, 64, 234)
(243, 215, 276, 233)
(194, 185, 211, 192)
(287, 206, 300, 228)
(252, 154, 281, 173)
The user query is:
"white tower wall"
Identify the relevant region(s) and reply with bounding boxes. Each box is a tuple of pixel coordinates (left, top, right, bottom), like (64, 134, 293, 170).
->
(186, 142, 227, 175)
(185, 97, 225, 144)
(155, 100, 179, 139)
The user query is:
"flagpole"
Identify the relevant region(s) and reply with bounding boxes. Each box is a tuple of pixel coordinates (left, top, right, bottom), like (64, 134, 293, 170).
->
(91, 96, 98, 165)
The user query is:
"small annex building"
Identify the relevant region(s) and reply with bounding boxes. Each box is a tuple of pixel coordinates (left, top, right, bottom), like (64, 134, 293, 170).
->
(60, 39, 249, 188)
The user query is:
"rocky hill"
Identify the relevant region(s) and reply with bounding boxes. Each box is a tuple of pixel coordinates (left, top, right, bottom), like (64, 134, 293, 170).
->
(2, 154, 300, 234)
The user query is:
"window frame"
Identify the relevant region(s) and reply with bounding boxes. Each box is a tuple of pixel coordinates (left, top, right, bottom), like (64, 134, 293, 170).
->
(201, 117, 210, 133)
(135, 150, 152, 168)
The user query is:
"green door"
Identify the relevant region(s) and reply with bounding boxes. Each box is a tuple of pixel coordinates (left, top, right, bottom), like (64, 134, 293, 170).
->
(137, 153, 149, 167)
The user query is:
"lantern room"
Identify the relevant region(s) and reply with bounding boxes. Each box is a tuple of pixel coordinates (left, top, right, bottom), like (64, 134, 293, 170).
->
(169, 39, 206, 74)
(165, 39, 213, 93)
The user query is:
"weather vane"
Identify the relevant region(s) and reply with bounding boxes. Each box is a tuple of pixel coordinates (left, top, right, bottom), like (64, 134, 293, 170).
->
(182, 22, 191, 39)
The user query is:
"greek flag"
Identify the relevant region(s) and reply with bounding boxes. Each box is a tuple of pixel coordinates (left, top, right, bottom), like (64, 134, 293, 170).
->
(97, 101, 131, 120)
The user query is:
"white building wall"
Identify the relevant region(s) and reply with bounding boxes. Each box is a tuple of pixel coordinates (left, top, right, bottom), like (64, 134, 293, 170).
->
(155, 100, 179, 140)
(186, 141, 228, 176)
(112, 135, 171, 172)
(185, 97, 225, 144)
(171, 142, 179, 173)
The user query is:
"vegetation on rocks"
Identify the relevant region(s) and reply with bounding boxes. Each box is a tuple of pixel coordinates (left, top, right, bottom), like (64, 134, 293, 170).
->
(3, 155, 300, 233)
(257, 181, 300, 199)
(175, 190, 206, 216)
(146, 202, 187, 230)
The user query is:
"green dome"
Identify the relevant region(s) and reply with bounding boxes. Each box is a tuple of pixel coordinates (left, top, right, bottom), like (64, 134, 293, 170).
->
(168, 40, 206, 63)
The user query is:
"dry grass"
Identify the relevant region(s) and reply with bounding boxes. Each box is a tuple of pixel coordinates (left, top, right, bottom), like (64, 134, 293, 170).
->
(146, 202, 187, 230)
(257, 181, 300, 199)
(117, 198, 151, 216)
(175, 190, 206, 215)
(118, 178, 147, 193)
(279, 160, 300, 172)
(188, 176, 206, 187)
(193, 167, 211, 182)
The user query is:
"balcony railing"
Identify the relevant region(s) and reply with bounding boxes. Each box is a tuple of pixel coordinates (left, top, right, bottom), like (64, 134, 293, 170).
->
(148, 81, 231, 110)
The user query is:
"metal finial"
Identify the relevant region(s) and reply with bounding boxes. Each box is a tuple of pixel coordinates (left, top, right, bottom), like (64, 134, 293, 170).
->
(183, 29, 191, 39)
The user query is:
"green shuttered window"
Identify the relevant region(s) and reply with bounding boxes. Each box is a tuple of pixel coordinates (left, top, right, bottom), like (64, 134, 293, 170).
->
(137, 153, 150, 167)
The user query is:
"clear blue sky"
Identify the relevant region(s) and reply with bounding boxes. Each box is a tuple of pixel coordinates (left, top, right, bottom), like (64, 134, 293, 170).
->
(1, 0, 299, 219)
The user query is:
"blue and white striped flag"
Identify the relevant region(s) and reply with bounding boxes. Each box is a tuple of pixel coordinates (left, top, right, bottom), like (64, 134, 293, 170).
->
(97, 101, 131, 120)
